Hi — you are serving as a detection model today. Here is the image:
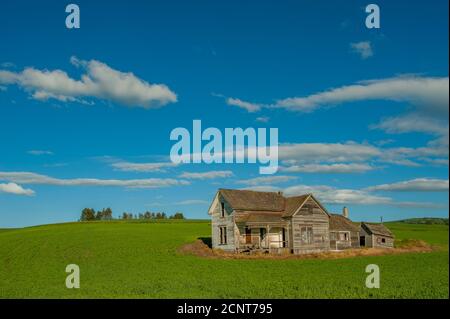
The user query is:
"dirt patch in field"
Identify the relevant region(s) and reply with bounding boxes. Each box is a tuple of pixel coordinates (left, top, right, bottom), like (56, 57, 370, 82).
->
(178, 239, 436, 260)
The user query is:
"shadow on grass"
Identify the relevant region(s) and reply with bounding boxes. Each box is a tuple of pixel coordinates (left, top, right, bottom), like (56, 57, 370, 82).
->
(198, 237, 212, 248)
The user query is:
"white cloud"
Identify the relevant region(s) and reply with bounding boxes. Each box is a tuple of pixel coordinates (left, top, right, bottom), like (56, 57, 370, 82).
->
(28, 150, 54, 156)
(280, 163, 374, 173)
(0, 57, 177, 108)
(283, 184, 390, 205)
(0, 171, 189, 189)
(0, 183, 35, 196)
(241, 182, 445, 209)
(179, 171, 233, 180)
(372, 113, 448, 136)
(379, 140, 449, 166)
(237, 175, 297, 186)
(350, 41, 374, 59)
(278, 140, 448, 169)
(255, 116, 270, 123)
(111, 161, 178, 173)
(282, 184, 442, 208)
(366, 178, 449, 192)
(275, 76, 449, 113)
(146, 199, 209, 207)
(0, 62, 15, 68)
(175, 199, 209, 205)
(241, 185, 281, 193)
(226, 97, 261, 112)
(279, 142, 381, 163)
(423, 158, 449, 166)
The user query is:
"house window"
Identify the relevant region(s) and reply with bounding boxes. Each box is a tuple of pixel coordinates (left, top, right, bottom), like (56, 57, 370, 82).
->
(300, 226, 313, 244)
(330, 232, 337, 240)
(219, 226, 227, 245)
(259, 228, 266, 241)
(381, 238, 386, 243)
(339, 232, 349, 241)
(220, 202, 225, 218)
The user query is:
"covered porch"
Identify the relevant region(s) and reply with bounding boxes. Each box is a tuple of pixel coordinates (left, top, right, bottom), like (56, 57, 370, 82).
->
(236, 222, 290, 253)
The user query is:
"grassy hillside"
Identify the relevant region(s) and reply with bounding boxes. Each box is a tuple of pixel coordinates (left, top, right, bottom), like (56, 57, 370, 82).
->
(0, 220, 448, 298)
(394, 218, 449, 225)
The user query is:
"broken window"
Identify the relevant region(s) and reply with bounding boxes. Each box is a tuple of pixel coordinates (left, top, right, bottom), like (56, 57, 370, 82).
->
(219, 226, 227, 245)
(300, 226, 313, 244)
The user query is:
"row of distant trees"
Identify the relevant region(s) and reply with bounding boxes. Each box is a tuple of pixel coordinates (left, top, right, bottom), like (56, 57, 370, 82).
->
(80, 208, 113, 221)
(79, 208, 185, 221)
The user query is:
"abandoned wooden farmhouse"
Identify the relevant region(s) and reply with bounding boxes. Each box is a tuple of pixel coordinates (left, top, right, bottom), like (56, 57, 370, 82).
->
(208, 189, 394, 254)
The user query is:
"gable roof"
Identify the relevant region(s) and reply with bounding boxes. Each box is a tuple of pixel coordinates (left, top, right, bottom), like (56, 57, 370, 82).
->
(218, 188, 285, 212)
(283, 195, 310, 217)
(361, 222, 394, 237)
(216, 189, 329, 218)
(330, 214, 360, 232)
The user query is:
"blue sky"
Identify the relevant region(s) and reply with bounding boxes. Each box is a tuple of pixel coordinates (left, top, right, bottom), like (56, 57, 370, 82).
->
(0, 0, 448, 227)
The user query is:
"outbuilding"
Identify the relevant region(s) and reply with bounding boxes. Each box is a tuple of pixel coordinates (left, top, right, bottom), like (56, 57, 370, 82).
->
(360, 222, 394, 248)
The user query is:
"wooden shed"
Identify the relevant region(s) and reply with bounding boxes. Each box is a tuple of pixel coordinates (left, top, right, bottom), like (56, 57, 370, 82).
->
(360, 222, 394, 248)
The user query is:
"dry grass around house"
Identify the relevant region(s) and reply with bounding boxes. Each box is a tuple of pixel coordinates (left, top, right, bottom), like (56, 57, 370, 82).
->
(178, 239, 435, 260)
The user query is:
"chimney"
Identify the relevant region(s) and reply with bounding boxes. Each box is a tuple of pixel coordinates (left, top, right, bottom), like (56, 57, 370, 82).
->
(343, 206, 349, 218)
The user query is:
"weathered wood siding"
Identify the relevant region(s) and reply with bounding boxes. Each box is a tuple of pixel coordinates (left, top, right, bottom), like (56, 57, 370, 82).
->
(291, 198, 330, 254)
(372, 234, 394, 248)
(330, 230, 360, 250)
(351, 231, 360, 248)
(350, 231, 361, 248)
(210, 194, 237, 251)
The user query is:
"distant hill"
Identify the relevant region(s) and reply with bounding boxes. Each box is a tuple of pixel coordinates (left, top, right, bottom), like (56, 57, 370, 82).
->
(395, 218, 449, 225)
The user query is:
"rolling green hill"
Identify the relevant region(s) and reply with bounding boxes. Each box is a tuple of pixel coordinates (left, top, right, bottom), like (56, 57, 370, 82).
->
(0, 220, 448, 298)
(394, 217, 449, 225)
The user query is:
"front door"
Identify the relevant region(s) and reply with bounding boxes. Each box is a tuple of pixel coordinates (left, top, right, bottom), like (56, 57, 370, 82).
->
(360, 236, 366, 246)
(245, 227, 252, 244)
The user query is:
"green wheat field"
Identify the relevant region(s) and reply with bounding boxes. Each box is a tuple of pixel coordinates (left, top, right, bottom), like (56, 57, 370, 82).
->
(0, 220, 448, 298)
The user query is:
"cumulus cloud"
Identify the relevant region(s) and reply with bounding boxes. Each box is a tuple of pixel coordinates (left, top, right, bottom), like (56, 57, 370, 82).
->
(111, 161, 178, 173)
(0, 56, 177, 108)
(226, 97, 262, 112)
(350, 41, 374, 59)
(280, 163, 374, 173)
(0, 182, 35, 196)
(236, 175, 297, 186)
(366, 178, 449, 192)
(179, 170, 234, 180)
(0, 171, 189, 189)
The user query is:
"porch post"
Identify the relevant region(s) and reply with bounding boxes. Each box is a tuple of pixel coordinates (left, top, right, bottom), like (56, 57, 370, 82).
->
(284, 226, 288, 248)
(266, 225, 270, 251)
